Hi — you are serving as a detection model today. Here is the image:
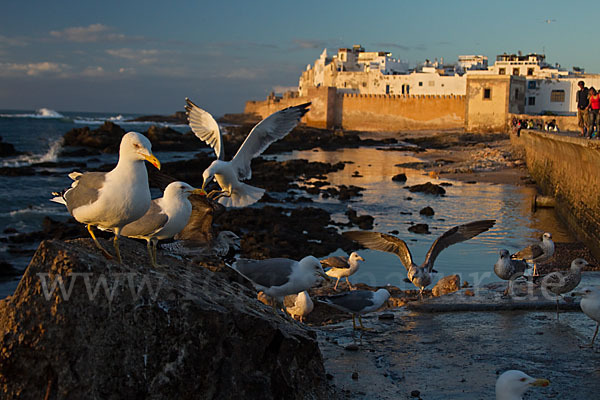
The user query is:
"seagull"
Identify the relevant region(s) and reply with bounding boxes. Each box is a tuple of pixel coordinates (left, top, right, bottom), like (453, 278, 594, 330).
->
(495, 370, 549, 400)
(572, 287, 600, 347)
(162, 231, 241, 260)
(511, 232, 554, 276)
(541, 258, 587, 320)
(284, 291, 314, 323)
(185, 98, 310, 207)
(494, 249, 528, 297)
(230, 256, 330, 313)
(321, 252, 364, 291)
(343, 220, 495, 294)
(319, 289, 390, 331)
(119, 181, 204, 267)
(51, 131, 161, 262)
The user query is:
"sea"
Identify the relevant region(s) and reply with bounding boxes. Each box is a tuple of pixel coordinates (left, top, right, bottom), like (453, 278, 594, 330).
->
(0, 108, 574, 299)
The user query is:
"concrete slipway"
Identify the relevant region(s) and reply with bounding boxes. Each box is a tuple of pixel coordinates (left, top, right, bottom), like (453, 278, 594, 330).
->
(317, 272, 600, 399)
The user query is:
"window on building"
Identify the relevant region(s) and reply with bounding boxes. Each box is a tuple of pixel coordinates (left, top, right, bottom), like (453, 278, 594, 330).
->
(362, 82, 367, 87)
(527, 68, 534, 76)
(386, 84, 390, 94)
(528, 81, 537, 89)
(418, 81, 423, 87)
(550, 90, 565, 102)
(528, 96, 536, 106)
(499, 68, 506, 75)
(512, 68, 519, 76)
(515, 89, 519, 99)
(483, 88, 491, 100)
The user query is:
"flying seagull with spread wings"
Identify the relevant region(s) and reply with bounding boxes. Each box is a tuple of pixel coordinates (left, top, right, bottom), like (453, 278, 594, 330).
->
(185, 98, 310, 207)
(343, 220, 495, 294)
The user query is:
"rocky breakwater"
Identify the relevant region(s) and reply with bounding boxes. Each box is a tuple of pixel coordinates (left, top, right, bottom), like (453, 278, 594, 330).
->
(0, 238, 333, 399)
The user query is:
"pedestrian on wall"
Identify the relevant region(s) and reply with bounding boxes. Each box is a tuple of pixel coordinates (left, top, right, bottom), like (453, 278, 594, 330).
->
(576, 80, 589, 137)
(588, 87, 600, 138)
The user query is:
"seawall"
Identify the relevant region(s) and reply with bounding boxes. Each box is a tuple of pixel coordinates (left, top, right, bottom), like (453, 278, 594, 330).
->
(513, 130, 600, 259)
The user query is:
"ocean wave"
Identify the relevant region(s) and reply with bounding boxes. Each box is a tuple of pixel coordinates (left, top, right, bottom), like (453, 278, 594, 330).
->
(2, 205, 69, 218)
(0, 108, 66, 119)
(73, 117, 187, 128)
(1, 137, 63, 167)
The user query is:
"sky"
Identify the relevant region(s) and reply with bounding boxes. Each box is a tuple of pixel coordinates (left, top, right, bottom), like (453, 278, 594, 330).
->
(0, 0, 597, 117)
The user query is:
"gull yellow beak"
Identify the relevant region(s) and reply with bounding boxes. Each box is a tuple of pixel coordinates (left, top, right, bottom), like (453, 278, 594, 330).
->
(358, 256, 365, 261)
(191, 188, 207, 196)
(142, 153, 161, 170)
(530, 378, 550, 387)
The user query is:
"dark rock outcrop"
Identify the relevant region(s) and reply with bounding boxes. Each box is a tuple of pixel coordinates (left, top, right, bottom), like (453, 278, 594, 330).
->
(127, 111, 188, 124)
(0, 238, 333, 399)
(407, 182, 446, 195)
(391, 173, 407, 182)
(408, 224, 430, 234)
(0, 137, 18, 157)
(419, 206, 435, 216)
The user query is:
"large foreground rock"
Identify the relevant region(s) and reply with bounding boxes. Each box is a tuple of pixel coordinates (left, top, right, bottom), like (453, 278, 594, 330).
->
(0, 239, 332, 399)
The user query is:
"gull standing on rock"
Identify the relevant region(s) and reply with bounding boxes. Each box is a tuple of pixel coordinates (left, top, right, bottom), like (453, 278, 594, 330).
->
(495, 370, 549, 400)
(284, 291, 314, 323)
(511, 232, 554, 276)
(319, 289, 391, 331)
(572, 287, 600, 347)
(185, 98, 311, 207)
(494, 249, 529, 297)
(321, 252, 364, 291)
(230, 256, 330, 313)
(51, 132, 161, 262)
(119, 181, 205, 267)
(541, 258, 587, 320)
(343, 220, 495, 295)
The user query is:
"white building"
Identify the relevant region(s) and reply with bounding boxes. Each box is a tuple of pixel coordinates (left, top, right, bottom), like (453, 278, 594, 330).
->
(524, 76, 600, 115)
(488, 52, 570, 78)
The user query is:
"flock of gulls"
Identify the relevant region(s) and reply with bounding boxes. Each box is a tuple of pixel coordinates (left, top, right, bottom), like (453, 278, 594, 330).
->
(49, 99, 599, 399)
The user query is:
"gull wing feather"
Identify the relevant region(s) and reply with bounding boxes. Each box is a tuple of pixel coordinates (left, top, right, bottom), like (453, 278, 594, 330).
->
(321, 256, 350, 270)
(343, 231, 413, 271)
(120, 201, 168, 238)
(185, 98, 223, 160)
(423, 219, 495, 272)
(230, 102, 310, 180)
(512, 243, 543, 260)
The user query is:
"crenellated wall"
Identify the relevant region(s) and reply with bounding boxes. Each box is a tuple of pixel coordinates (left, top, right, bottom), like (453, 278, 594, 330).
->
(513, 130, 600, 259)
(244, 86, 465, 131)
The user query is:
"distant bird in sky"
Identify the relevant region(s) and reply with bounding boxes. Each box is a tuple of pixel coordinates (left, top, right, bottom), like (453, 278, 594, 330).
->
(120, 181, 204, 267)
(185, 98, 310, 207)
(343, 220, 495, 294)
(543, 18, 556, 24)
(495, 370, 549, 400)
(321, 251, 364, 291)
(511, 232, 554, 276)
(494, 249, 528, 297)
(541, 258, 587, 320)
(572, 286, 600, 348)
(51, 132, 161, 262)
(319, 288, 390, 331)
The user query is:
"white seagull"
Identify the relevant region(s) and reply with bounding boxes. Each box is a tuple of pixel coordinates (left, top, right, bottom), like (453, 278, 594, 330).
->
(321, 251, 364, 291)
(572, 286, 600, 347)
(343, 220, 495, 294)
(230, 256, 330, 313)
(319, 289, 391, 331)
(185, 98, 311, 207)
(511, 232, 554, 276)
(495, 370, 549, 400)
(51, 131, 161, 262)
(284, 291, 314, 323)
(119, 181, 204, 267)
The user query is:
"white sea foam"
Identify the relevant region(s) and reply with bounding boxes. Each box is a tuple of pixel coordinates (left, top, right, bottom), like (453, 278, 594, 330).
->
(5, 205, 69, 218)
(1, 137, 63, 167)
(0, 108, 65, 119)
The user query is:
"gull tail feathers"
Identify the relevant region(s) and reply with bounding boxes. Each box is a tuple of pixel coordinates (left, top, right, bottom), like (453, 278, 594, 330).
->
(219, 183, 265, 208)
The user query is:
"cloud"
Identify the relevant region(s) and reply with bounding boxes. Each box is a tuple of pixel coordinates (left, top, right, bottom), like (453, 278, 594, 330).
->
(106, 48, 161, 65)
(0, 61, 69, 77)
(50, 23, 127, 43)
(0, 35, 28, 47)
(218, 67, 262, 80)
(81, 66, 106, 77)
(291, 39, 329, 50)
(372, 42, 412, 52)
(272, 85, 297, 93)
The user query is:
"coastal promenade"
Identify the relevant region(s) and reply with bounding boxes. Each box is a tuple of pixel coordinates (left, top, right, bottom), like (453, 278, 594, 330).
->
(512, 129, 600, 260)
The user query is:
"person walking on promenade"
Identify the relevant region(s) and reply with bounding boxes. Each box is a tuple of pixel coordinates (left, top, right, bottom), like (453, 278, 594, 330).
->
(588, 87, 600, 138)
(577, 80, 590, 137)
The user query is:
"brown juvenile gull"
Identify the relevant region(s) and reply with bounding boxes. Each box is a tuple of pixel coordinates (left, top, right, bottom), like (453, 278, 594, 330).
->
(51, 131, 161, 262)
(321, 252, 364, 291)
(511, 232, 554, 276)
(494, 249, 529, 297)
(185, 98, 310, 207)
(495, 370, 549, 400)
(541, 258, 587, 320)
(284, 291, 314, 323)
(319, 289, 391, 331)
(230, 256, 330, 313)
(119, 181, 205, 267)
(572, 287, 600, 347)
(343, 220, 495, 294)
(162, 231, 241, 260)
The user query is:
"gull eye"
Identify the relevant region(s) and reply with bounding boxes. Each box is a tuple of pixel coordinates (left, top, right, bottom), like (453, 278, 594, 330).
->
(519, 378, 527, 382)
(133, 143, 141, 149)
